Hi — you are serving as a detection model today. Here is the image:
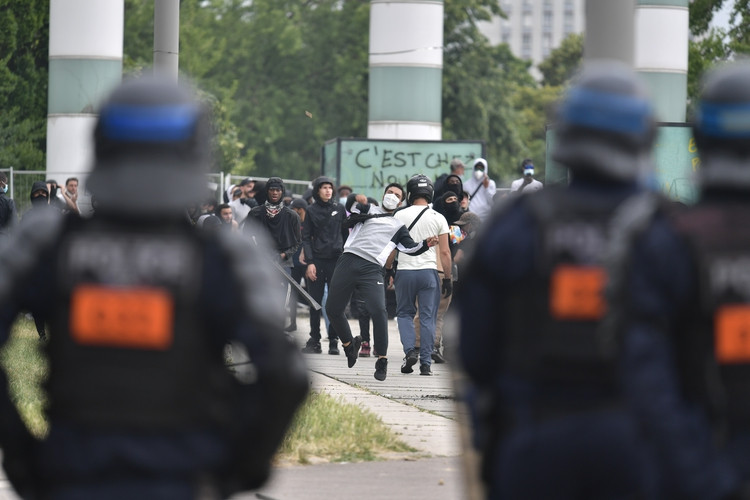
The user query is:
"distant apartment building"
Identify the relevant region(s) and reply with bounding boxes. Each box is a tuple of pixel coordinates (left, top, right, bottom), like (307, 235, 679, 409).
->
(479, 0, 585, 75)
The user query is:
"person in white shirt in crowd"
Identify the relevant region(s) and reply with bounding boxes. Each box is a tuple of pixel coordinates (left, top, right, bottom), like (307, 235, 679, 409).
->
(510, 158, 544, 195)
(462, 158, 496, 221)
(392, 175, 452, 376)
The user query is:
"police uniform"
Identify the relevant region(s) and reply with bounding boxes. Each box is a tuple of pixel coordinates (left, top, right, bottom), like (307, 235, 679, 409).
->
(458, 60, 659, 499)
(0, 77, 308, 500)
(609, 62, 750, 499)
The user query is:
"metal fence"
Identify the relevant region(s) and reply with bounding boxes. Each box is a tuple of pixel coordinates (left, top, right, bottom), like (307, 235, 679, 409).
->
(1, 168, 314, 216)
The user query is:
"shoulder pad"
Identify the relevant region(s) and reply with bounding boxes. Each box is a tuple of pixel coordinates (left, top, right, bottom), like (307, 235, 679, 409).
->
(0, 209, 66, 304)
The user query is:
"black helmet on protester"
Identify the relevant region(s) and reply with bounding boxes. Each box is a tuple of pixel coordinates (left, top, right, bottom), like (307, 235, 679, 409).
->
(406, 174, 434, 205)
(693, 61, 750, 190)
(88, 76, 211, 216)
(552, 59, 656, 182)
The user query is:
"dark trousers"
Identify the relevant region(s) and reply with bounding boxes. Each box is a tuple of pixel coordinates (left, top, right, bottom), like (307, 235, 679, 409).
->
(351, 291, 371, 342)
(307, 256, 339, 341)
(326, 253, 389, 356)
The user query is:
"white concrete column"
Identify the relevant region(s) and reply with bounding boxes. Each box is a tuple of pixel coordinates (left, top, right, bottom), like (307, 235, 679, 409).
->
(635, 0, 689, 122)
(47, 0, 124, 181)
(368, 0, 443, 140)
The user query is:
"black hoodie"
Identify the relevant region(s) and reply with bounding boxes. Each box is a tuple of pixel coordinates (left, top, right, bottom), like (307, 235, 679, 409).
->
(301, 176, 347, 264)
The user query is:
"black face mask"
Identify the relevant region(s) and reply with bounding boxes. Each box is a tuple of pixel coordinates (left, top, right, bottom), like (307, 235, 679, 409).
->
(31, 196, 48, 206)
(444, 201, 461, 223)
(445, 184, 462, 197)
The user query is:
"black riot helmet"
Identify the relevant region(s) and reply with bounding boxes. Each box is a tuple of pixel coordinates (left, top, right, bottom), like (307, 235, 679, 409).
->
(552, 60, 656, 182)
(406, 174, 434, 205)
(88, 76, 211, 216)
(693, 61, 750, 190)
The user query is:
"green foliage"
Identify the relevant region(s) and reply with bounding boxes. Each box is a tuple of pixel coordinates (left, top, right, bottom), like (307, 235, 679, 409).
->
(538, 33, 583, 88)
(690, 0, 726, 36)
(443, 0, 532, 183)
(728, 0, 750, 54)
(688, 30, 731, 115)
(0, 0, 48, 170)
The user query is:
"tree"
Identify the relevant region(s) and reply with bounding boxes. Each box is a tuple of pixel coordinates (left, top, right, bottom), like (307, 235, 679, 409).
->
(0, 0, 49, 172)
(538, 33, 583, 88)
(442, 0, 533, 183)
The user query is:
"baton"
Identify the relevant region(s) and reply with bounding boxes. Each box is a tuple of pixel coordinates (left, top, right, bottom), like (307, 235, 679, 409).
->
(252, 236, 322, 311)
(270, 257, 322, 311)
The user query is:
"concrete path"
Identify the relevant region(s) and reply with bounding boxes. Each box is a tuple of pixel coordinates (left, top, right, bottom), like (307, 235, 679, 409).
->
(248, 317, 478, 500)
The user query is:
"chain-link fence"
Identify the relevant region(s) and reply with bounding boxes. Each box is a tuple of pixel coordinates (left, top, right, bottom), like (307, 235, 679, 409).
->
(2, 169, 314, 216)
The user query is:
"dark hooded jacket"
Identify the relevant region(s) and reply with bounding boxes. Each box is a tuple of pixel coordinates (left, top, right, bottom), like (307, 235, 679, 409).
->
(301, 176, 347, 265)
(432, 191, 462, 226)
(244, 178, 301, 266)
(22, 181, 50, 223)
(435, 174, 464, 199)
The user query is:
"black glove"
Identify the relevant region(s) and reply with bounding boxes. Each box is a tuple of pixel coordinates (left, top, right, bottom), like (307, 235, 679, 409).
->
(441, 278, 453, 298)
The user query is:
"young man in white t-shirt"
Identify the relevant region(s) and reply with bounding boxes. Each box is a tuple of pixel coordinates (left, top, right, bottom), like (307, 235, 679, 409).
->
(392, 175, 452, 376)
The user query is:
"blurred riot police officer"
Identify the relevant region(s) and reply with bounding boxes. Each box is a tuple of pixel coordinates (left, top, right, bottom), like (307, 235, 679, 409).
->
(458, 60, 658, 499)
(608, 61, 750, 499)
(0, 76, 308, 499)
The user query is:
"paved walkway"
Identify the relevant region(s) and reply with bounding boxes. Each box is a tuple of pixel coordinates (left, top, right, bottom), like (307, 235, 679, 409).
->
(248, 317, 478, 500)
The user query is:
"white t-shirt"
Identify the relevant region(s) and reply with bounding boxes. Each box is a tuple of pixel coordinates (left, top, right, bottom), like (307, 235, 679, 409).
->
(510, 177, 544, 193)
(393, 204, 449, 271)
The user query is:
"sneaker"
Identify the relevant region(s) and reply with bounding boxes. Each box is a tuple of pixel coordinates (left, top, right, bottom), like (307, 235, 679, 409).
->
(359, 341, 371, 357)
(420, 364, 432, 376)
(343, 336, 362, 368)
(431, 350, 446, 364)
(374, 357, 388, 381)
(401, 348, 419, 374)
(301, 339, 322, 354)
(328, 339, 340, 355)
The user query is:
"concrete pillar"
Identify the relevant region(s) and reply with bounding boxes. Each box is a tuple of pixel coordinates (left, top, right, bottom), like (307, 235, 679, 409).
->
(584, 0, 635, 65)
(154, 0, 180, 81)
(47, 0, 123, 181)
(635, 0, 689, 122)
(368, 0, 443, 140)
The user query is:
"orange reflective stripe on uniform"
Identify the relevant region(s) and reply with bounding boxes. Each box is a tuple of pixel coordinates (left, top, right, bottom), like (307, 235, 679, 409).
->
(550, 265, 607, 320)
(714, 305, 750, 364)
(70, 285, 174, 350)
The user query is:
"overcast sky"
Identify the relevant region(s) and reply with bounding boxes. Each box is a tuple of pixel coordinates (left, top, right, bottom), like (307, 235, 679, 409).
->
(712, 1, 732, 30)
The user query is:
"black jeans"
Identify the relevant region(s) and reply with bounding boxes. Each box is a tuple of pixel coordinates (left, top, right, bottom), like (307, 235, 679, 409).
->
(326, 253, 389, 356)
(307, 256, 339, 341)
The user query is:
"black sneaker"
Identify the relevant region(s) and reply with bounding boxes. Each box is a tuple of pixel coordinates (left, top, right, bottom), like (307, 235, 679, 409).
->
(374, 357, 388, 381)
(401, 348, 419, 374)
(431, 350, 446, 364)
(328, 339, 340, 355)
(420, 364, 432, 376)
(301, 339, 322, 354)
(343, 336, 362, 368)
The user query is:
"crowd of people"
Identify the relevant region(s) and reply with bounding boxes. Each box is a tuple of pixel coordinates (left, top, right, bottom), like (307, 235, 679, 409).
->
(207, 155, 520, 381)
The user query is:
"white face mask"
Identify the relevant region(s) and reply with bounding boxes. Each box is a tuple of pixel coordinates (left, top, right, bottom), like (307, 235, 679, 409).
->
(382, 193, 400, 210)
(474, 169, 485, 180)
(524, 168, 534, 176)
(339, 196, 347, 205)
